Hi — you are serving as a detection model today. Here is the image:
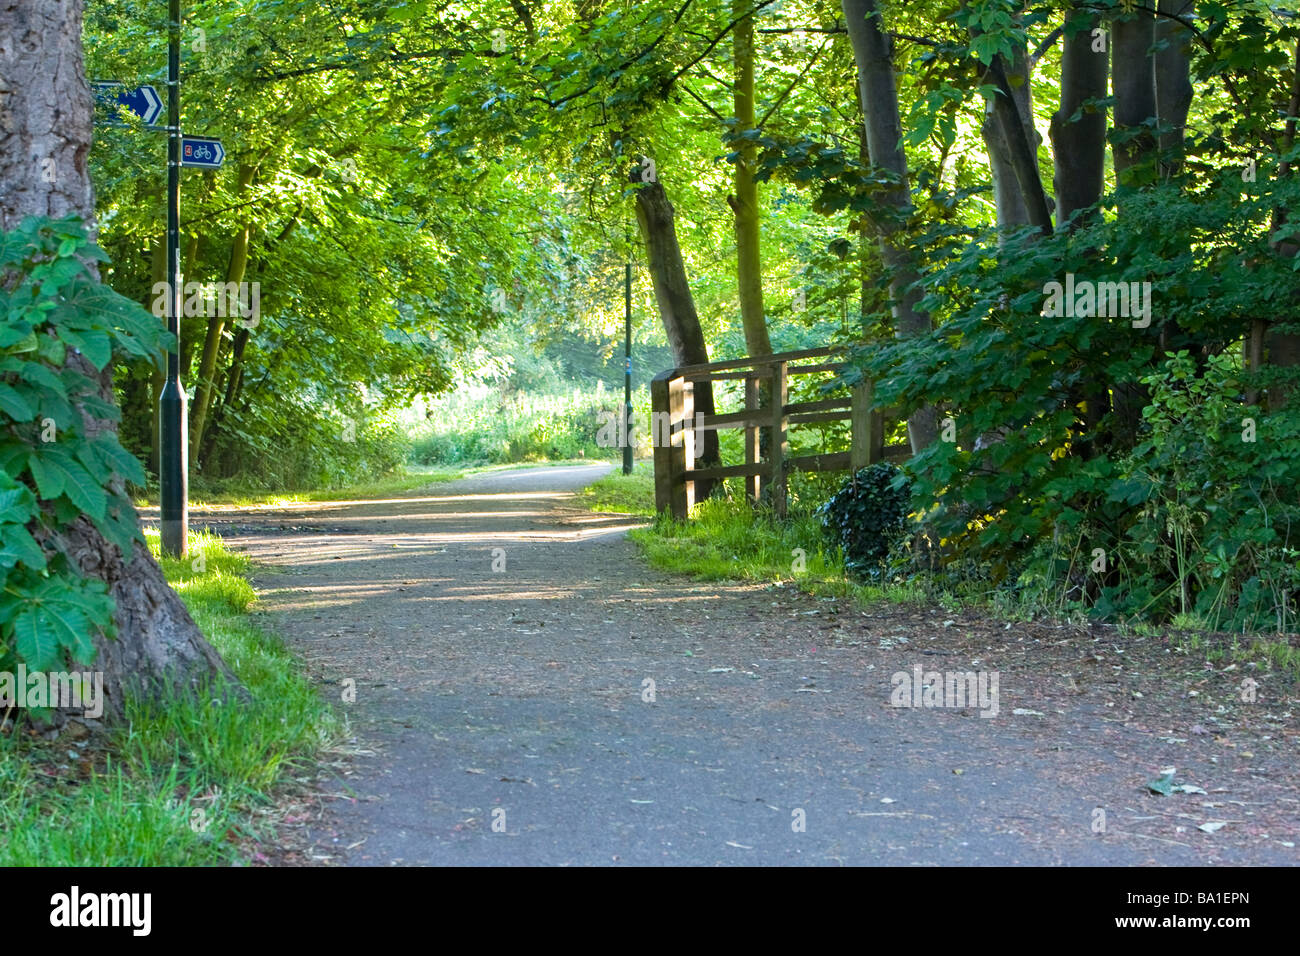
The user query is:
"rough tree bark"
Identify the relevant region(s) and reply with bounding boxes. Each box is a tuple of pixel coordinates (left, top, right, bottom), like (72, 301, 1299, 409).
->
(1155, 0, 1195, 179)
(0, 0, 238, 725)
(841, 0, 938, 453)
(1050, 7, 1112, 449)
(975, 30, 1052, 235)
(981, 39, 1034, 231)
(729, 0, 772, 360)
(1050, 7, 1109, 228)
(1112, 0, 1159, 188)
(1109, 0, 1160, 443)
(634, 180, 720, 499)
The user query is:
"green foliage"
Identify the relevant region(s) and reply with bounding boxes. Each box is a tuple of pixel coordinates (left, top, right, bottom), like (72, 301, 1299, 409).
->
(626, 494, 926, 607)
(1108, 353, 1300, 631)
(0, 529, 338, 865)
(636, 497, 839, 584)
(203, 400, 409, 492)
(410, 384, 648, 465)
(817, 463, 912, 579)
(856, 164, 1300, 630)
(0, 217, 168, 676)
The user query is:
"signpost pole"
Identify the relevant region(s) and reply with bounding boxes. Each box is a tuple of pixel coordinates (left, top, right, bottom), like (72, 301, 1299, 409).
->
(159, 0, 188, 557)
(623, 227, 633, 476)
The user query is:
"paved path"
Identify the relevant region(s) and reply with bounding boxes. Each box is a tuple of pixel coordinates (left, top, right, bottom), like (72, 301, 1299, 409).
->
(195, 464, 1298, 865)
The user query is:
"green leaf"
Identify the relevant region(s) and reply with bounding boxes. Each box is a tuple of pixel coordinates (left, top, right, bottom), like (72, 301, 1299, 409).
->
(65, 327, 112, 370)
(52, 458, 107, 520)
(0, 477, 35, 524)
(0, 523, 45, 570)
(0, 322, 35, 348)
(93, 437, 147, 487)
(0, 383, 33, 421)
(12, 607, 61, 670)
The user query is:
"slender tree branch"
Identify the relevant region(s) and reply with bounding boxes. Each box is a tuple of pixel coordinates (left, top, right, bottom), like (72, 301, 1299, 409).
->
(681, 84, 726, 121)
(1029, 26, 1063, 69)
(758, 35, 828, 129)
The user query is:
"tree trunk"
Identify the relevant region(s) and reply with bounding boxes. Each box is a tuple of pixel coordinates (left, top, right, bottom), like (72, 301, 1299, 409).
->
(730, 0, 772, 360)
(982, 45, 1031, 230)
(147, 237, 167, 474)
(1265, 38, 1300, 411)
(634, 180, 720, 499)
(1112, 0, 1159, 188)
(841, 0, 937, 453)
(974, 25, 1052, 234)
(1155, 0, 1195, 179)
(1050, 7, 1113, 450)
(0, 0, 238, 725)
(178, 234, 202, 378)
(1108, 1, 1161, 443)
(213, 213, 299, 457)
(1050, 8, 1109, 227)
(190, 164, 255, 465)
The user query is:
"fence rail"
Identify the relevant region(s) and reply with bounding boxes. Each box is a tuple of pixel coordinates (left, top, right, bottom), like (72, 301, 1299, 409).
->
(649, 347, 907, 519)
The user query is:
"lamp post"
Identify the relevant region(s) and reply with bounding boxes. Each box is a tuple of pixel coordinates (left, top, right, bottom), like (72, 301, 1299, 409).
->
(159, 0, 188, 556)
(623, 246, 633, 476)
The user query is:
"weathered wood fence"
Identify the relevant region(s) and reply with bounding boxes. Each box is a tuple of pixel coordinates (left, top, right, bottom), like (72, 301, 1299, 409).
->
(649, 347, 907, 519)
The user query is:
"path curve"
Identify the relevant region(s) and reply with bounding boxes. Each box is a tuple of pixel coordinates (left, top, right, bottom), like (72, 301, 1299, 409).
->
(193, 464, 1297, 866)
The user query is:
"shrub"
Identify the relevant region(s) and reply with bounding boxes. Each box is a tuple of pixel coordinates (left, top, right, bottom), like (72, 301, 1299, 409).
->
(817, 463, 911, 579)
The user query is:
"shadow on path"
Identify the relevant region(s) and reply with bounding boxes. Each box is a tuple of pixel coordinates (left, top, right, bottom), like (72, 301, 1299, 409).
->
(193, 463, 1297, 866)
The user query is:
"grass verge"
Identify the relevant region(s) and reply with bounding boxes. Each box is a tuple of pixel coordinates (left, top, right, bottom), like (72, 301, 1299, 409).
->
(0, 529, 337, 865)
(583, 470, 1300, 683)
(578, 466, 923, 604)
(576, 460, 657, 517)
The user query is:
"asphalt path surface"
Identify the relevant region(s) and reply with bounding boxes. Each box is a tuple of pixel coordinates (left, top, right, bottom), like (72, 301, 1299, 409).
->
(193, 464, 1297, 865)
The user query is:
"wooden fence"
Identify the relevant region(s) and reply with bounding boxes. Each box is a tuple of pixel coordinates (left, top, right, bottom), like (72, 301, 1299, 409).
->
(649, 347, 907, 519)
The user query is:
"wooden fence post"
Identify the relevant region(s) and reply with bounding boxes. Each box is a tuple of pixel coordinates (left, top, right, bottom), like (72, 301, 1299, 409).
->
(744, 374, 760, 502)
(681, 379, 695, 515)
(651, 372, 672, 515)
(770, 360, 788, 518)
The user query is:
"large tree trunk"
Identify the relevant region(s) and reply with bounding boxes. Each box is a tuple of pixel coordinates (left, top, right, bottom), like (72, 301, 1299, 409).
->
(1112, 0, 1159, 188)
(1265, 39, 1300, 411)
(981, 41, 1032, 231)
(975, 27, 1052, 234)
(1153, 1, 1197, 359)
(0, 0, 237, 725)
(730, 0, 772, 360)
(1155, 0, 1195, 179)
(1109, 0, 1160, 443)
(1051, 8, 1112, 449)
(634, 180, 720, 499)
(1050, 8, 1109, 227)
(841, 0, 937, 453)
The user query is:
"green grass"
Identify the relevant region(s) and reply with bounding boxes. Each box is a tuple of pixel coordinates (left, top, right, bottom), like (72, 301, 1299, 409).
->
(633, 499, 921, 603)
(579, 466, 926, 606)
(576, 460, 657, 517)
(0, 529, 338, 865)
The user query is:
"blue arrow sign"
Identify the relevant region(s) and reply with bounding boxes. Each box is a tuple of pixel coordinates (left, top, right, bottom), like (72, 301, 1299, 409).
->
(181, 137, 225, 169)
(91, 82, 163, 126)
